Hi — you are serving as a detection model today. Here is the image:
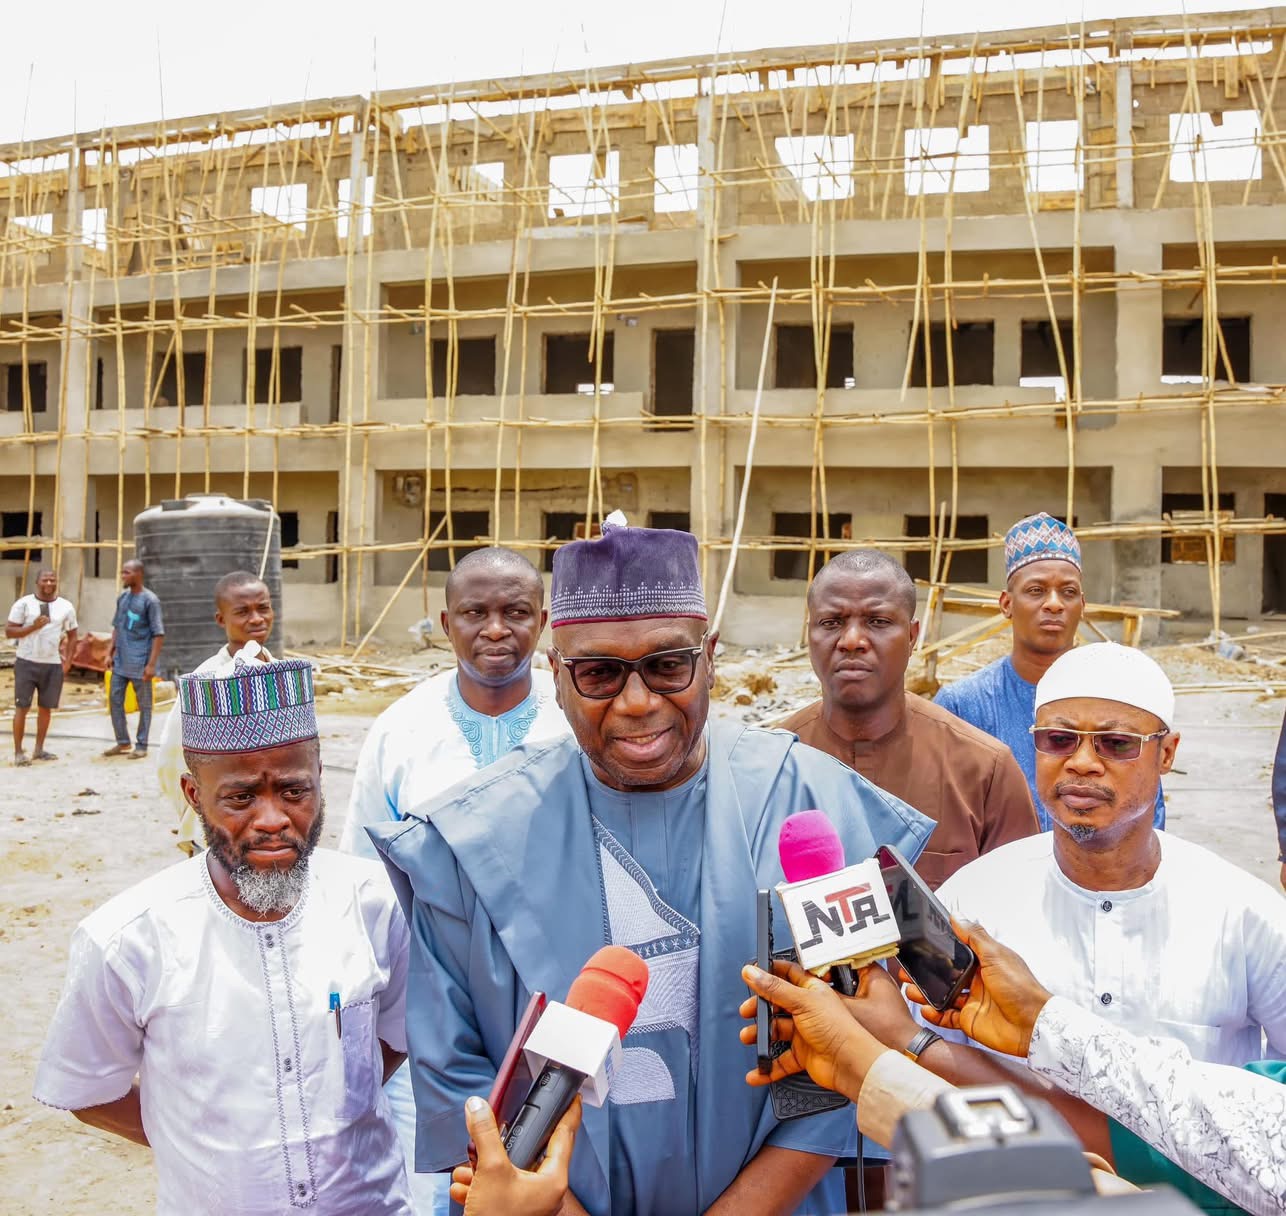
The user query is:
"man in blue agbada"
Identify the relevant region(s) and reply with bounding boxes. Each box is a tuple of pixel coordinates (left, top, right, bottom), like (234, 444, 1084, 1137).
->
(371, 518, 933, 1215)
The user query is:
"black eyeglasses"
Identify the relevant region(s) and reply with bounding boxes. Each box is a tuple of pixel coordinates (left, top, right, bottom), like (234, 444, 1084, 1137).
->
(552, 635, 709, 700)
(1030, 726, 1169, 762)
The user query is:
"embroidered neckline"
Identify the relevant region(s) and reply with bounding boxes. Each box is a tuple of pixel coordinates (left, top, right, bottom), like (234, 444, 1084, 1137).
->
(590, 816, 701, 953)
(446, 673, 543, 768)
(199, 851, 312, 932)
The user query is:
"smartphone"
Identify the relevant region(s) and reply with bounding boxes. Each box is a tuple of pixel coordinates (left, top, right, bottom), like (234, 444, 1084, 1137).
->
(755, 889, 774, 1075)
(487, 990, 547, 1133)
(39, 600, 50, 618)
(465, 989, 547, 1167)
(875, 844, 976, 1011)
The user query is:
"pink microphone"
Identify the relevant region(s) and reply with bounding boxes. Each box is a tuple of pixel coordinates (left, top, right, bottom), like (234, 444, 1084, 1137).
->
(778, 809, 847, 882)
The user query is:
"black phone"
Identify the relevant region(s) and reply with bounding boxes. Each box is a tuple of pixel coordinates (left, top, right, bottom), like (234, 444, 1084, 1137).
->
(38, 600, 50, 618)
(755, 888, 774, 1075)
(875, 844, 976, 1011)
(753, 887, 850, 1123)
(470, 989, 546, 1167)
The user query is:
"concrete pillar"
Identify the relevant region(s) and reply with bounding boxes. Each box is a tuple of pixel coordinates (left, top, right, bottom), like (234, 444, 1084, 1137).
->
(1115, 66, 1135, 210)
(339, 117, 381, 640)
(1114, 235, 1163, 399)
(342, 447, 379, 642)
(692, 95, 739, 603)
(1111, 460, 1163, 638)
(56, 146, 93, 600)
(1112, 233, 1164, 632)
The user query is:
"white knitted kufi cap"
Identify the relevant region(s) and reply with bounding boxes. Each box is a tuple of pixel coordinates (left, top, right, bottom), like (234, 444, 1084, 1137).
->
(1034, 642, 1175, 730)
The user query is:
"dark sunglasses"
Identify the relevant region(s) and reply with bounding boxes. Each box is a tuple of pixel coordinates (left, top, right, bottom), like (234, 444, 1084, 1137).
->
(1030, 726, 1169, 762)
(552, 634, 709, 700)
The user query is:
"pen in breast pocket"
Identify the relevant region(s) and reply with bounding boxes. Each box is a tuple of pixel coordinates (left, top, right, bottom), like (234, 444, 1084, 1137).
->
(329, 986, 342, 1039)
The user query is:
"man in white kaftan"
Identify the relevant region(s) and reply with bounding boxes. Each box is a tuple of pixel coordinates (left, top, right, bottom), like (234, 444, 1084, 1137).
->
(36, 657, 413, 1215)
(340, 547, 566, 1214)
(932, 644, 1286, 1073)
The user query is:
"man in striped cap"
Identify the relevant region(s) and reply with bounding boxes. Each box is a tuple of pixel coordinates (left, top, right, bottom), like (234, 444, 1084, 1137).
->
(936, 511, 1164, 831)
(35, 657, 416, 1215)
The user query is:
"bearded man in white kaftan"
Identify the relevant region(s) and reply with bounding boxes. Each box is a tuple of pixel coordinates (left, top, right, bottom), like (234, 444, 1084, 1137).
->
(36, 658, 414, 1215)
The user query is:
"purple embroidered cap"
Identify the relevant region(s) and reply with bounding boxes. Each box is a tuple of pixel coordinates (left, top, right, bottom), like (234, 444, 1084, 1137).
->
(179, 657, 317, 754)
(551, 512, 706, 628)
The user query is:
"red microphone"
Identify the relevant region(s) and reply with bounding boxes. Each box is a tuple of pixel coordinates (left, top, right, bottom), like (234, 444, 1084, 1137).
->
(502, 947, 649, 1169)
(777, 810, 859, 996)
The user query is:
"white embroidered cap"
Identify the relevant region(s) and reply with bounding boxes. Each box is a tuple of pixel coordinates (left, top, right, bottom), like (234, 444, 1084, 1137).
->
(1034, 642, 1175, 730)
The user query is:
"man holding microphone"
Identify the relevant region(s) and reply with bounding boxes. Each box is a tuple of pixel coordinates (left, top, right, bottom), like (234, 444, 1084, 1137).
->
(7, 566, 77, 766)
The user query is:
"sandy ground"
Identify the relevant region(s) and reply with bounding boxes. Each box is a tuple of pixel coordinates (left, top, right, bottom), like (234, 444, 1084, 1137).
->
(0, 646, 1282, 1214)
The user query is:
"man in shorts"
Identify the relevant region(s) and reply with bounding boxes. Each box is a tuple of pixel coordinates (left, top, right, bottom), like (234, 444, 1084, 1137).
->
(6, 567, 78, 766)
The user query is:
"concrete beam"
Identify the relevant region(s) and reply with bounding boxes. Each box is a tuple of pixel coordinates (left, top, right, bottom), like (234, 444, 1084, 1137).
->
(9, 204, 1286, 322)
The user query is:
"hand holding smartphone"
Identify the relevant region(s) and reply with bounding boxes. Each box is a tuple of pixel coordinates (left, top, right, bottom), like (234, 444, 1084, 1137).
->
(469, 990, 547, 1167)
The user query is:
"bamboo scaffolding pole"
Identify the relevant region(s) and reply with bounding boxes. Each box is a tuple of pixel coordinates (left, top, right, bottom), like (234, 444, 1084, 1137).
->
(351, 513, 448, 660)
(712, 279, 776, 634)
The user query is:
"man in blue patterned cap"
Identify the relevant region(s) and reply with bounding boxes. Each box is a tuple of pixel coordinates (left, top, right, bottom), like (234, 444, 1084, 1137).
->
(371, 515, 934, 1216)
(35, 658, 416, 1215)
(936, 512, 1164, 830)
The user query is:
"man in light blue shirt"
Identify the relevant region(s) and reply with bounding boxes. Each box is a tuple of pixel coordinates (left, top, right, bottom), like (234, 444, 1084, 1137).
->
(340, 547, 567, 1215)
(936, 513, 1164, 831)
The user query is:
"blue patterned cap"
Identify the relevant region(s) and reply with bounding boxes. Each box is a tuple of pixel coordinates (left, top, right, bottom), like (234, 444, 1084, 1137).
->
(179, 657, 317, 754)
(550, 514, 706, 628)
(1004, 512, 1081, 579)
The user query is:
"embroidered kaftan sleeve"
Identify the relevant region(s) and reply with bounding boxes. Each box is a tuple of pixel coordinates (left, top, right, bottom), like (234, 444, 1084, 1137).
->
(1028, 996, 1286, 1215)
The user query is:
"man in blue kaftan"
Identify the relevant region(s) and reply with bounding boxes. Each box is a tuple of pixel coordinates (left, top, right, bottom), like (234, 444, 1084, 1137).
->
(935, 512, 1164, 831)
(372, 517, 933, 1215)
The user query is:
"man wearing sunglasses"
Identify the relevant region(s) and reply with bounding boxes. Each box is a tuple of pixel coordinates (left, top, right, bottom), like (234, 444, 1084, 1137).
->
(925, 641, 1286, 1077)
(371, 516, 935, 1216)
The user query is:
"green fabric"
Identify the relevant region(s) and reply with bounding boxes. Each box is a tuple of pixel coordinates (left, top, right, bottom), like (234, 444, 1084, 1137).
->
(1108, 1120, 1246, 1213)
(1244, 1058, 1286, 1083)
(1107, 1059, 1285, 1215)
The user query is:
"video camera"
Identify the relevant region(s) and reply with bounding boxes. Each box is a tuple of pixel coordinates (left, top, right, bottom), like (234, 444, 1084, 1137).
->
(884, 1086, 1198, 1214)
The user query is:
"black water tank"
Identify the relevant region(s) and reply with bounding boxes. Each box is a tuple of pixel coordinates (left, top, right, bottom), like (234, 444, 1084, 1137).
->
(133, 494, 284, 678)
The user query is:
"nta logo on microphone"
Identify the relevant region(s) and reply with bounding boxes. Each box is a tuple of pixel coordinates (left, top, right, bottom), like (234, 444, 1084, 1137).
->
(777, 859, 901, 973)
(796, 883, 891, 950)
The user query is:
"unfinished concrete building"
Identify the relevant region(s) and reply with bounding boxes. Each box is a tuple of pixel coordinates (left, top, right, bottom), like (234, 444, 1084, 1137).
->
(2, 7, 1285, 645)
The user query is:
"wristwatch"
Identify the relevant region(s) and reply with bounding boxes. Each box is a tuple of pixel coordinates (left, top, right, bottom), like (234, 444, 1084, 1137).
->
(902, 1027, 943, 1063)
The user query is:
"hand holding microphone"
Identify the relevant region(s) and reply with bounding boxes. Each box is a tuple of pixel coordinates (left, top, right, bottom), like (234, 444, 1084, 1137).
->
(451, 1094, 582, 1216)
(738, 959, 886, 1100)
(500, 946, 648, 1171)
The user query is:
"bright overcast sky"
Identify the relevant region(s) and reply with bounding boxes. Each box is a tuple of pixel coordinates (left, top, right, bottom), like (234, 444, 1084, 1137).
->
(0, 0, 1260, 145)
